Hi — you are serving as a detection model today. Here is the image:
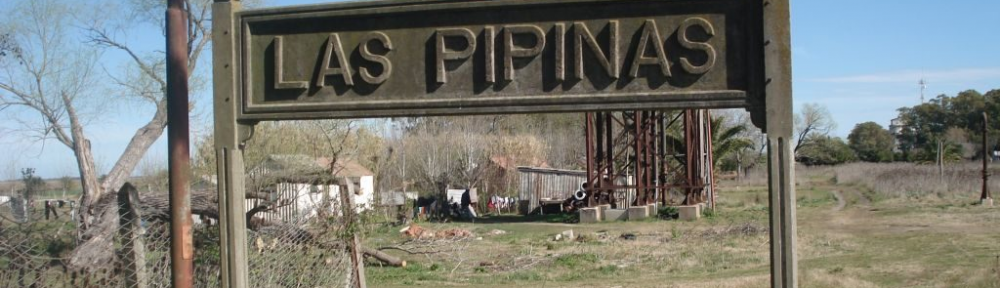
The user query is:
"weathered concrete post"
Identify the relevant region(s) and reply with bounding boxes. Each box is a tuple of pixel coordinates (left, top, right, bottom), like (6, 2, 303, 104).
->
(763, 0, 797, 287)
(340, 177, 368, 288)
(213, 1, 250, 287)
(117, 183, 147, 288)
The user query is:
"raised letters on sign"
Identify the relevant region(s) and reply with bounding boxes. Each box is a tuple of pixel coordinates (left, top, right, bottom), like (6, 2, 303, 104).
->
(239, 0, 759, 121)
(271, 18, 718, 91)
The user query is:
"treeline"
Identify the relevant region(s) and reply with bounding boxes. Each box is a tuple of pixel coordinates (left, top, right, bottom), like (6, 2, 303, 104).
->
(795, 89, 1000, 166)
(896, 89, 1000, 162)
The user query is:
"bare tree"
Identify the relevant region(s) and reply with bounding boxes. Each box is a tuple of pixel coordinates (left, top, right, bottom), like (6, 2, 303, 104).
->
(0, 0, 105, 225)
(0, 0, 219, 239)
(84, 0, 219, 210)
(794, 103, 837, 153)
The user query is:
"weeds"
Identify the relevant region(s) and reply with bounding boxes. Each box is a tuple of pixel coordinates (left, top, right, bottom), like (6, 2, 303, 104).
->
(702, 208, 717, 219)
(554, 253, 598, 268)
(658, 206, 679, 219)
(833, 162, 997, 199)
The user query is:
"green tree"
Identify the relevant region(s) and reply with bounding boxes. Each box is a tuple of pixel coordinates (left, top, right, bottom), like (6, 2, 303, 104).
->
(795, 136, 856, 166)
(663, 113, 755, 173)
(847, 122, 895, 162)
(20, 167, 45, 201)
(710, 116, 754, 170)
(895, 89, 1000, 162)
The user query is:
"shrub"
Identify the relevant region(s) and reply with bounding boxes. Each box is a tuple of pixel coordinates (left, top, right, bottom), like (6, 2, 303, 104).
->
(554, 253, 598, 268)
(657, 206, 679, 220)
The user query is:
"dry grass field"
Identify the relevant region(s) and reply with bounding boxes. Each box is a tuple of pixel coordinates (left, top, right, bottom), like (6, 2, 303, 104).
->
(364, 163, 1000, 288)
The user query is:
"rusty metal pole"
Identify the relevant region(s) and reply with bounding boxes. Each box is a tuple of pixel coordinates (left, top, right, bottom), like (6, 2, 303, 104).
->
(585, 113, 594, 207)
(167, 0, 194, 287)
(706, 110, 716, 210)
(633, 112, 643, 206)
(983, 112, 991, 204)
(658, 113, 667, 206)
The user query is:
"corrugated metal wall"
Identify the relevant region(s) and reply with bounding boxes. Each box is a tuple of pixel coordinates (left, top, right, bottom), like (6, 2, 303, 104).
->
(517, 167, 638, 214)
(246, 182, 305, 223)
(517, 167, 585, 214)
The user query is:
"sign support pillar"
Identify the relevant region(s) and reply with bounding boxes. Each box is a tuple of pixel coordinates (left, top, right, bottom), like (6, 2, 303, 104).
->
(763, 0, 797, 287)
(213, 1, 250, 287)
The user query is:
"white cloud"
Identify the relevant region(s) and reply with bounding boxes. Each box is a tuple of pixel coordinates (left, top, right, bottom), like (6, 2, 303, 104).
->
(810, 68, 1000, 84)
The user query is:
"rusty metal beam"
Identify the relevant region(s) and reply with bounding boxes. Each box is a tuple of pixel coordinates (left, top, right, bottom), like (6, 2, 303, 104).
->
(585, 113, 594, 207)
(706, 110, 717, 209)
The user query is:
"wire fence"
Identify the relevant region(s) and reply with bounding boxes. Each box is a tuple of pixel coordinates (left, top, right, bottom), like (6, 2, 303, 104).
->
(247, 212, 357, 288)
(0, 184, 360, 288)
(0, 192, 210, 288)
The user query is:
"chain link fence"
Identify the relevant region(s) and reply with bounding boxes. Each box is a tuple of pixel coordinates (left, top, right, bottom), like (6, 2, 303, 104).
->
(248, 219, 356, 288)
(0, 184, 362, 288)
(0, 191, 209, 287)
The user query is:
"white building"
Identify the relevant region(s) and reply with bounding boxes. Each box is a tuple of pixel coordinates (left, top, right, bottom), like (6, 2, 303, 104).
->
(246, 155, 375, 224)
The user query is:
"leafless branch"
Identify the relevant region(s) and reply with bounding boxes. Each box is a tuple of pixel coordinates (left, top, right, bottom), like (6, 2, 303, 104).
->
(85, 28, 166, 88)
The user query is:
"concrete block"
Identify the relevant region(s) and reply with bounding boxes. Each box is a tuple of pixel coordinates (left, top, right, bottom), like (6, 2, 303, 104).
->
(627, 206, 649, 220)
(646, 204, 658, 218)
(596, 204, 611, 214)
(678, 205, 701, 221)
(983, 198, 994, 207)
(579, 208, 602, 223)
(604, 209, 628, 221)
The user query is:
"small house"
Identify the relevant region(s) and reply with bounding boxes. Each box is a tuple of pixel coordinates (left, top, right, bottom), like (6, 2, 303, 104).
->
(246, 155, 375, 223)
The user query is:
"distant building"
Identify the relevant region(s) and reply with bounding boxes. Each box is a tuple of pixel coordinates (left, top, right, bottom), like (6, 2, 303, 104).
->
(246, 154, 375, 223)
(889, 117, 907, 135)
(379, 191, 418, 207)
(480, 154, 549, 198)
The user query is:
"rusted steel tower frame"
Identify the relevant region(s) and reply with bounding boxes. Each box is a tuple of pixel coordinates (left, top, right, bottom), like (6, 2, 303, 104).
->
(584, 109, 714, 209)
(683, 109, 715, 206)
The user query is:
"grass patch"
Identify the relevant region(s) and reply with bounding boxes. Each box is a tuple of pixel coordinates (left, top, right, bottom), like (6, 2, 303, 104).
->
(554, 253, 598, 269)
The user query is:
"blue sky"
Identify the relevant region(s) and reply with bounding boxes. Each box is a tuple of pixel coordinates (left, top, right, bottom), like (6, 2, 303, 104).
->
(2, 0, 998, 179)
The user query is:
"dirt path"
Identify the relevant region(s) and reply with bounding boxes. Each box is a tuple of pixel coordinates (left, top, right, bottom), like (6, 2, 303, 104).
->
(831, 190, 846, 211)
(847, 187, 871, 206)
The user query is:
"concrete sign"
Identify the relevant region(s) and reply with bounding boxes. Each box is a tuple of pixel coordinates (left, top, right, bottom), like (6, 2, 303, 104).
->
(234, 0, 766, 123)
(213, 0, 795, 287)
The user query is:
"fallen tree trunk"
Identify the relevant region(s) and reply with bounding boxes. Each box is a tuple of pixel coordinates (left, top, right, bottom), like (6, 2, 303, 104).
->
(136, 189, 220, 221)
(362, 247, 406, 267)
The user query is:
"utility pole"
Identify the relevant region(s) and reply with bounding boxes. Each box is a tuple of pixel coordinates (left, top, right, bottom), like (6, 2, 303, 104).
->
(983, 112, 993, 206)
(166, 0, 194, 287)
(937, 140, 943, 179)
(919, 79, 927, 104)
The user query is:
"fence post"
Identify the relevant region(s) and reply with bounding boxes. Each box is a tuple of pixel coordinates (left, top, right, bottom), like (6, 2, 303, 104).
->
(339, 177, 367, 288)
(117, 183, 147, 288)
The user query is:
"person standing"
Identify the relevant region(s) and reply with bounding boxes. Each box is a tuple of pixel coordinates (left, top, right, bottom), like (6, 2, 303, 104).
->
(460, 189, 478, 219)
